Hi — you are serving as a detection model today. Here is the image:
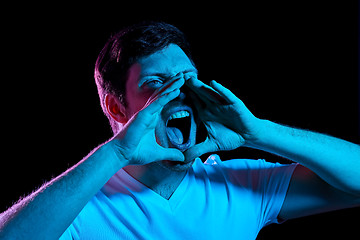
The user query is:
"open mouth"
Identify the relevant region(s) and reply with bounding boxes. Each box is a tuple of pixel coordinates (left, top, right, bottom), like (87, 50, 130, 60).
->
(166, 110, 192, 151)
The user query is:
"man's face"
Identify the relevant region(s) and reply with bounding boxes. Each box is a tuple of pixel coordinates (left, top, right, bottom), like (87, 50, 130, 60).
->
(124, 44, 198, 171)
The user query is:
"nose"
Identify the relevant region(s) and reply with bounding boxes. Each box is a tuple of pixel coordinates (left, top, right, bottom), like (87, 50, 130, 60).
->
(169, 72, 193, 101)
(176, 84, 192, 101)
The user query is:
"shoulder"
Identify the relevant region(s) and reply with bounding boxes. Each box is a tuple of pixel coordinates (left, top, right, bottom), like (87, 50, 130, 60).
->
(195, 154, 295, 174)
(193, 155, 297, 187)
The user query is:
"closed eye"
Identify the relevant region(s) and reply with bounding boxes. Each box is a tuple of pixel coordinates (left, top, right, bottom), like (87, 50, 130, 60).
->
(144, 79, 164, 89)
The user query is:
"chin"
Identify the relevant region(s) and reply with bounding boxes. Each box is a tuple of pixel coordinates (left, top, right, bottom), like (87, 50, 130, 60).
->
(156, 159, 195, 172)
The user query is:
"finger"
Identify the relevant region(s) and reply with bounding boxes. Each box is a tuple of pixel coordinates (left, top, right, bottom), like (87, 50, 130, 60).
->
(143, 88, 181, 116)
(153, 147, 185, 162)
(184, 71, 197, 81)
(210, 80, 238, 104)
(143, 75, 185, 114)
(186, 77, 228, 105)
(186, 76, 213, 98)
(130, 78, 184, 134)
(152, 72, 185, 99)
(126, 89, 180, 139)
(187, 89, 205, 112)
(183, 138, 218, 161)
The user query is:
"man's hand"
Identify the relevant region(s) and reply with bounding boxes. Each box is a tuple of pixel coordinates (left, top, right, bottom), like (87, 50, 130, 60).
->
(109, 75, 186, 166)
(184, 76, 263, 161)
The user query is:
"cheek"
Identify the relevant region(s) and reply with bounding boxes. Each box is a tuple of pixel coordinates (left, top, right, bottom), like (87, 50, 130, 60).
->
(126, 87, 153, 115)
(125, 64, 155, 115)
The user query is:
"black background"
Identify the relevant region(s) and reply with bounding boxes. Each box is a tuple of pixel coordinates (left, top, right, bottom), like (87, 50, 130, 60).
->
(1, 2, 359, 239)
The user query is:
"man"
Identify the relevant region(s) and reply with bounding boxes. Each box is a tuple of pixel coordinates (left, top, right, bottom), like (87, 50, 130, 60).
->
(1, 21, 359, 239)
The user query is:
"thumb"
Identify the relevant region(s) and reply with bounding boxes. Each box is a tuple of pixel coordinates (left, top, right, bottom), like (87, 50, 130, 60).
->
(184, 138, 217, 162)
(154, 147, 185, 162)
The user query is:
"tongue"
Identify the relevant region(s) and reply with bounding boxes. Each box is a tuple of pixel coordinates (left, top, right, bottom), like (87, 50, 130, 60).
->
(166, 127, 184, 145)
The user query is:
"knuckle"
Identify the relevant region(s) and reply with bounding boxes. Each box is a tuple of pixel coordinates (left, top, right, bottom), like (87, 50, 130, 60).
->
(136, 109, 149, 119)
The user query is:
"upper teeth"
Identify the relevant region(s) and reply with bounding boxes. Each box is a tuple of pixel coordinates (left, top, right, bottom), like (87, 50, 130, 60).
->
(168, 110, 190, 121)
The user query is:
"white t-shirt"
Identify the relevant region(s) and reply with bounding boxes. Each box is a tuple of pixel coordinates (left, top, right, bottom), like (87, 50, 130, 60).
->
(60, 155, 297, 240)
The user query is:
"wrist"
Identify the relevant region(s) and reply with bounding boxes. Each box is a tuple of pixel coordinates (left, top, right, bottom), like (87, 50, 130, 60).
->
(244, 118, 273, 149)
(98, 139, 130, 169)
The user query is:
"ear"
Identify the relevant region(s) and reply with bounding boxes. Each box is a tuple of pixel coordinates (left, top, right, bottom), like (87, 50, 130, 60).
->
(105, 94, 128, 124)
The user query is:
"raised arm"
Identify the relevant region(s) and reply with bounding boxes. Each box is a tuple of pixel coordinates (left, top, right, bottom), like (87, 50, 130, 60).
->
(252, 120, 360, 196)
(0, 76, 185, 240)
(256, 121, 360, 219)
(0, 142, 125, 240)
(184, 77, 360, 219)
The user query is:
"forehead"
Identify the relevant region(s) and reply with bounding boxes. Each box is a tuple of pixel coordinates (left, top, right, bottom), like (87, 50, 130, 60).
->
(137, 44, 197, 78)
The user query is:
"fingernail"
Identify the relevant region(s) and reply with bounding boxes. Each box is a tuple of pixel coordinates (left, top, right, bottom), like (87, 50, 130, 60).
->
(169, 72, 183, 81)
(175, 72, 184, 78)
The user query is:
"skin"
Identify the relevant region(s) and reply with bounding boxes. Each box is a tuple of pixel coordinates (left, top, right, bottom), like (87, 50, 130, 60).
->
(107, 44, 360, 213)
(1, 43, 359, 240)
(106, 44, 199, 197)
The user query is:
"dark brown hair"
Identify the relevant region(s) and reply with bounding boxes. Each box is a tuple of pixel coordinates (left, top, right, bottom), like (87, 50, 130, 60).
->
(94, 21, 193, 133)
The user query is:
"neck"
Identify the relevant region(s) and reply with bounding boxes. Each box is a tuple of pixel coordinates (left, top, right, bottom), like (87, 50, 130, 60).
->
(123, 161, 188, 200)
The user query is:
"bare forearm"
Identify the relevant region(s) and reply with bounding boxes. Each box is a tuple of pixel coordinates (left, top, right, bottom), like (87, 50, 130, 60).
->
(0, 141, 126, 240)
(252, 120, 360, 196)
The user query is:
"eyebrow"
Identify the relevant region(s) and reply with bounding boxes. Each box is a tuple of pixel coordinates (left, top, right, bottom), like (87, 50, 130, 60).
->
(140, 68, 198, 79)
